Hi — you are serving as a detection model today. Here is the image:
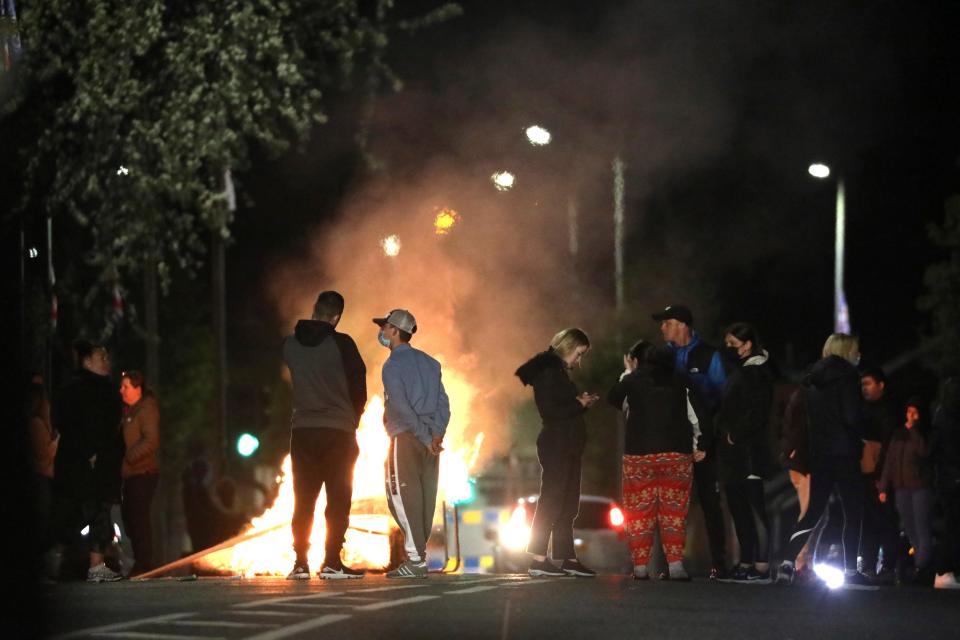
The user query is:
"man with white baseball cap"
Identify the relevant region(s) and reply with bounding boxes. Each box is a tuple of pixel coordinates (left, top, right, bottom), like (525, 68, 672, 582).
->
(373, 309, 451, 578)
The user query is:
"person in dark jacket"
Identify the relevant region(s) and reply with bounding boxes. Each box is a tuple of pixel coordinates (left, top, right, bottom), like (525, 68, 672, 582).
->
(777, 333, 870, 586)
(716, 323, 774, 583)
(931, 378, 960, 589)
(282, 290, 367, 580)
(879, 398, 934, 584)
(653, 304, 729, 579)
(516, 328, 599, 578)
(858, 367, 900, 579)
(608, 340, 702, 581)
(52, 341, 124, 582)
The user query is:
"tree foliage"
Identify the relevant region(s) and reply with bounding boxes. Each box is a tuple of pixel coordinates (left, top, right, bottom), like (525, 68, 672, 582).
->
(919, 194, 960, 375)
(3, 0, 461, 298)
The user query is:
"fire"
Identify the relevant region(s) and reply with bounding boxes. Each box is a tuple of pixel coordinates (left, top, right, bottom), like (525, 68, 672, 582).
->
(434, 208, 460, 235)
(199, 366, 483, 575)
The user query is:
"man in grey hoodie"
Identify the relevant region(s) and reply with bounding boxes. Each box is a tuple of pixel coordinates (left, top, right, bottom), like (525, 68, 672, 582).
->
(282, 290, 367, 580)
(373, 309, 451, 578)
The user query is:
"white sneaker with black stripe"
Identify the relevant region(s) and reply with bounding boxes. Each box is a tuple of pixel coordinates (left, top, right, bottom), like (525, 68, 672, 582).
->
(286, 561, 311, 580)
(319, 562, 365, 580)
(385, 560, 428, 579)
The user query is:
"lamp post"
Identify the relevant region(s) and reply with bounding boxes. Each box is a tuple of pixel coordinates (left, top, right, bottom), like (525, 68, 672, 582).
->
(808, 163, 850, 334)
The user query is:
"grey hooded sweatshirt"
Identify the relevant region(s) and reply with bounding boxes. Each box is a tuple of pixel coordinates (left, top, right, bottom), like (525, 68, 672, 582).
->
(282, 320, 367, 432)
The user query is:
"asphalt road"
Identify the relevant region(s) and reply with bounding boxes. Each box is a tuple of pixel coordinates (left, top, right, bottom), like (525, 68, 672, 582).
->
(43, 573, 960, 640)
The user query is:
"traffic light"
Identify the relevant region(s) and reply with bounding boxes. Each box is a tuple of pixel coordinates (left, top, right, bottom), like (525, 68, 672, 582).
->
(236, 432, 260, 457)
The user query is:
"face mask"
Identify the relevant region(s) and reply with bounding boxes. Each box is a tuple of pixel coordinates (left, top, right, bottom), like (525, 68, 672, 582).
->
(853, 354, 861, 366)
(378, 330, 391, 348)
(722, 345, 741, 362)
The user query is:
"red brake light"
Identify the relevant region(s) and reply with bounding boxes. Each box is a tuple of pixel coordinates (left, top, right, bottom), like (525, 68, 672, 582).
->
(609, 505, 625, 528)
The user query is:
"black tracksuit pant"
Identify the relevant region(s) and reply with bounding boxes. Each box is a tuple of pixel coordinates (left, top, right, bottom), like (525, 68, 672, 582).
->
(694, 446, 727, 569)
(290, 427, 359, 564)
(528, 431, 582, 559)
(784, 455, 863, 572)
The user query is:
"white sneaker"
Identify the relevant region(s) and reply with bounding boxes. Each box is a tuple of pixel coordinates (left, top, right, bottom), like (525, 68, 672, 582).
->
(87, 563, 123, 583)
(935, 572, 960, 589)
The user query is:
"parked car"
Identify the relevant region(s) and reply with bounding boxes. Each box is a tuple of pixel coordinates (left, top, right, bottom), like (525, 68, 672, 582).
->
(491, 494, 631, 574)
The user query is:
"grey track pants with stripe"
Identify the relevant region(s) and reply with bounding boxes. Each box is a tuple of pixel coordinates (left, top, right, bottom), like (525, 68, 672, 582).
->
(385, 431, 440, 563)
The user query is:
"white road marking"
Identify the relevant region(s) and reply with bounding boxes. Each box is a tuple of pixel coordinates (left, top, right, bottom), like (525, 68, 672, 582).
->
(444, 585, 499, 594)
(52, 613, 192, 639)
(226, 611, 302, 618)
(90, 633, 222, 640)
(243, 614, 352, 640)
(234, 582, 427, 609)
(352, 594, 441, 611)
(167, 620, 278, 629)
(347, 584, 431, 594)
(232, 592, 344, 609)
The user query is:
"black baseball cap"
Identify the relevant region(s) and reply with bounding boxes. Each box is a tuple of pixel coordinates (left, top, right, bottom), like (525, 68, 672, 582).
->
(651, 305, 693, 325)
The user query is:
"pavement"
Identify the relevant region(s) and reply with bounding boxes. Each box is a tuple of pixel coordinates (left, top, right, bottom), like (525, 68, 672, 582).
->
(43, 573, 960, 640)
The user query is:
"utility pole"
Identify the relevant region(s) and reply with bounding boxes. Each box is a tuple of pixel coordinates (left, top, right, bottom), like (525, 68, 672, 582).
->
(612, 156, 626, 314)
(213, 169, 235, 464)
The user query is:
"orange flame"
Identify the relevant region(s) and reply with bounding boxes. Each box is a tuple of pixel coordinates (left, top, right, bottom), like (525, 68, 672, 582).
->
(200, 365, 482, 575)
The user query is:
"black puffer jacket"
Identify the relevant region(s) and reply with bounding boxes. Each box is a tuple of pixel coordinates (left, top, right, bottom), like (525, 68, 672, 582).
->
(804, 355, 863, 462)
(716, 352, 775, 482)
(607, 364, 694, 456)
(516, 349, 587, 453)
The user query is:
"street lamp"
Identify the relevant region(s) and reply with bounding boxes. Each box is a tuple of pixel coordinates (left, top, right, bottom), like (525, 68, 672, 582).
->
(808, 163, 850, 334)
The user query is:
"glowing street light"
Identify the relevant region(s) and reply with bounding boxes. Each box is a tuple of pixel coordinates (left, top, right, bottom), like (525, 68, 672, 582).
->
(808, 161, 849, 333)
(116, 165, 129, 176)
(491, 171, 515, 191)
(525, 125, 552, 146)
(808, 163, 830, 179)
(434, 208, 460, 235)
(381, 234, 401, 257)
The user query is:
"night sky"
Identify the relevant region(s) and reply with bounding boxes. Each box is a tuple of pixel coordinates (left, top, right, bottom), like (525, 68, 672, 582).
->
(232, 0, 960, 396)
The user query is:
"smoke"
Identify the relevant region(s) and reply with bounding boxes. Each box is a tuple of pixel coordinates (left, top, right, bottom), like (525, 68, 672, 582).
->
(266, 3, 768, 465)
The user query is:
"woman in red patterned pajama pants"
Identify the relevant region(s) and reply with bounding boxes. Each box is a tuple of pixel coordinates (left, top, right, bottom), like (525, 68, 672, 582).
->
(608, 340, 702, 580)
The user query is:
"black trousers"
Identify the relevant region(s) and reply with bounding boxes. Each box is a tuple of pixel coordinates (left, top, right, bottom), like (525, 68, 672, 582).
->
(121, 472, 159, 575)
(859, 474, 899, 573)
(528, 432, 582, 559)
(694, 449, 727, 569)
(290, 428, 359, 564)
(784, 456, 863, 571)
(725, 478, 770, 565)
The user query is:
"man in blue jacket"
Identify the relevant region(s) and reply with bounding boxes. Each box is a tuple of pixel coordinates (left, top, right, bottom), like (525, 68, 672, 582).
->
(654, 304, 729, 579)
(374, 309, 451, 578)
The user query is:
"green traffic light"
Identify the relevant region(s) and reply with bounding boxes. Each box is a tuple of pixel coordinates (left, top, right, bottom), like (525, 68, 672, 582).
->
(236, 433, 260, 457)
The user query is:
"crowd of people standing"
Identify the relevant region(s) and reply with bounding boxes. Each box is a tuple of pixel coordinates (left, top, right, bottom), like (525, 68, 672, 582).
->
(517, 304, 960, 588)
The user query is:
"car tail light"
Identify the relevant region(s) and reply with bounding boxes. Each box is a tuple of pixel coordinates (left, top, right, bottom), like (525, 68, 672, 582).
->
(608, 505, 625, 529)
